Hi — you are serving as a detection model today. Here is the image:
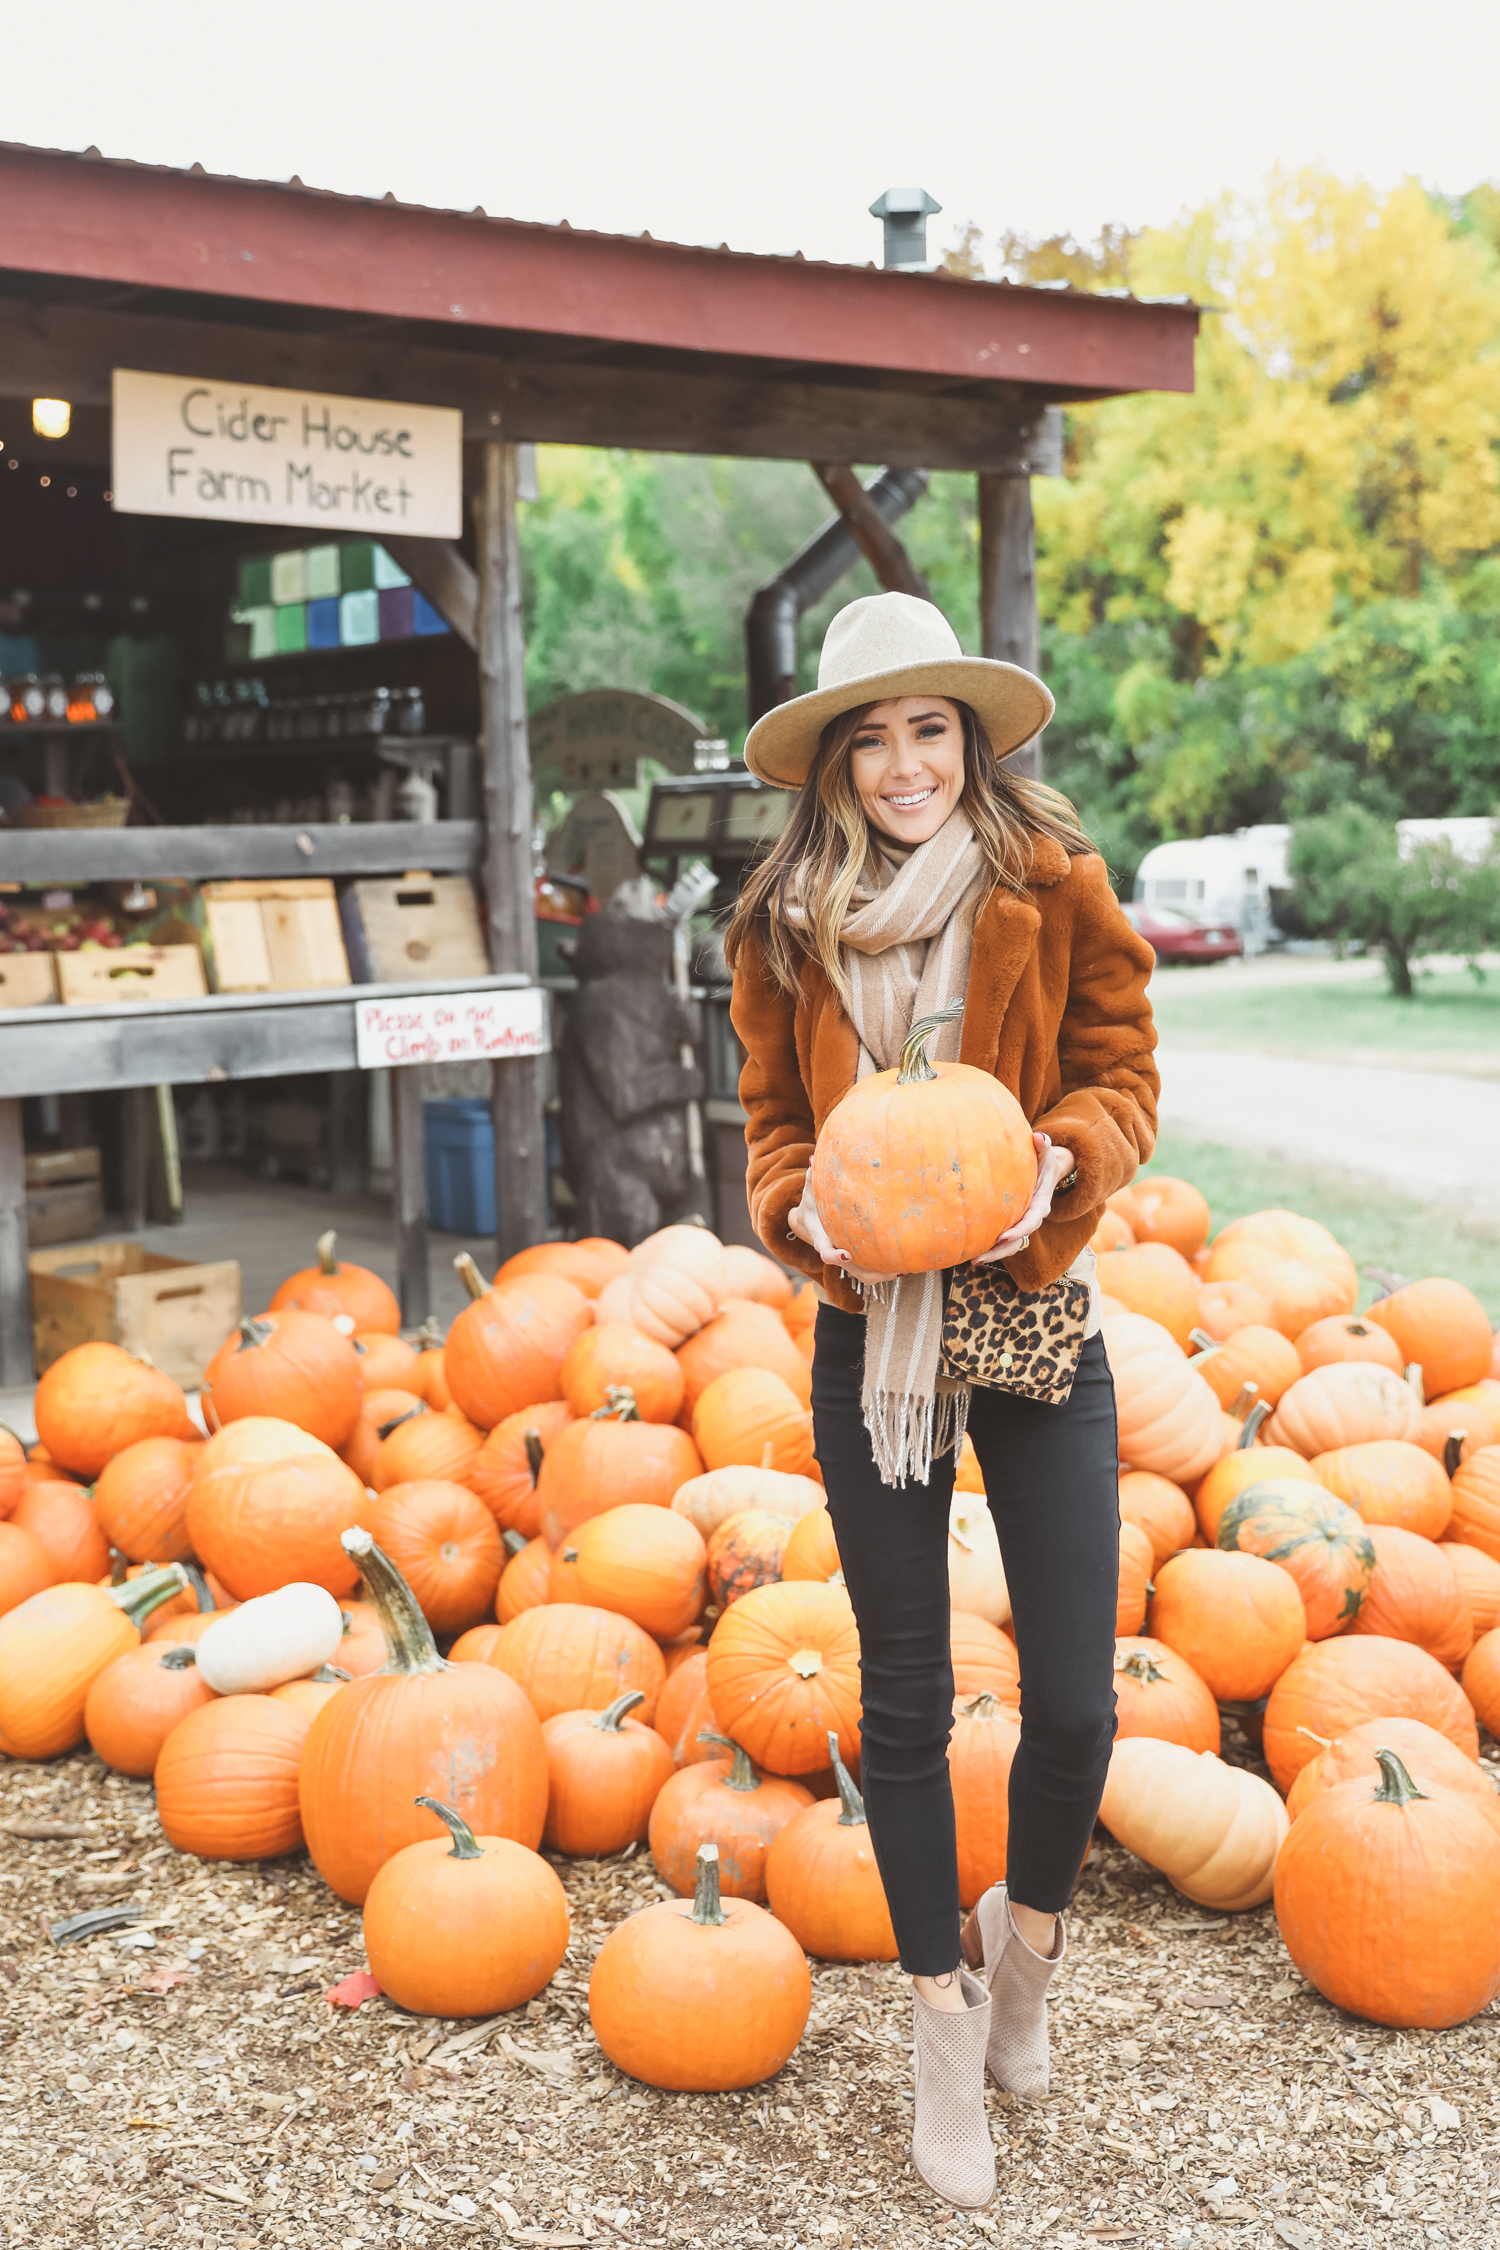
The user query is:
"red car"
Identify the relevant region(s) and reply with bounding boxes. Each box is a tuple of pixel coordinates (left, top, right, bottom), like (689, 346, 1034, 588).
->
(1121, 901, 1243, 964)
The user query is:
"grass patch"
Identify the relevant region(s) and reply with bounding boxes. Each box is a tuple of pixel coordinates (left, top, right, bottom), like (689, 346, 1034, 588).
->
(1148, 965, 1500, 1060)
(1139, 1127, 1500, 1322)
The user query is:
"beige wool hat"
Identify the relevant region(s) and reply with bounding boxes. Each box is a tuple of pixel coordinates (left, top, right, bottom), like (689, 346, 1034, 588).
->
(743, 591, 1055, 790)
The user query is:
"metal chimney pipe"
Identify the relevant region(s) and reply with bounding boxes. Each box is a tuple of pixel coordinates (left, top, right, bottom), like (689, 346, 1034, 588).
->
(746, 467, 929, 722)
(869, 187, 942, 269)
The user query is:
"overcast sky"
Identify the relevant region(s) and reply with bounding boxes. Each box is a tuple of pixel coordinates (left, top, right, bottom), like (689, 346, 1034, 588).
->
(5, 0, 1498, 268)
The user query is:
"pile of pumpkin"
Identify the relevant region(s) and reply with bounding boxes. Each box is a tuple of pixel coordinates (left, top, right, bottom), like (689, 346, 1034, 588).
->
(0, 1184, 1496, 2081)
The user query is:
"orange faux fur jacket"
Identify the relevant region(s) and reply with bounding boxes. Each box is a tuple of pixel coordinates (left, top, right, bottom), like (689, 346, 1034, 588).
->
(729, 836, 1160, 1313)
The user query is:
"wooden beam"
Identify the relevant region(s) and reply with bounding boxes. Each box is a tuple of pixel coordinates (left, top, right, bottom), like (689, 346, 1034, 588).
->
(0, 295, 1094, 473)
(381, 537, 478, 650)
(0, 820, 483, 885)
(476, 441, 548, 1262)
(0, 1099, 30, 1386)
(389, 1065, 431, 1329)
(979, 474, 1044, 782)
(811, 465, 930, 599)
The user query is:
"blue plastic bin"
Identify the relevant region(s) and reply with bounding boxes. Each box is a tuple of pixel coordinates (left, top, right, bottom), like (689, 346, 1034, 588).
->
(424, 1099, 495, 1234)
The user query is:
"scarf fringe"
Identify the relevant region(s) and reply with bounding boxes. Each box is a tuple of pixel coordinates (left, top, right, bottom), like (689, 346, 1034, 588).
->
(863, 1381, 969, 1489)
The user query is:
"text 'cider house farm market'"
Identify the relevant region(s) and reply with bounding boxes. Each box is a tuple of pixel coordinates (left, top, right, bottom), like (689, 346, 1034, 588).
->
(109, 369, 464, 536)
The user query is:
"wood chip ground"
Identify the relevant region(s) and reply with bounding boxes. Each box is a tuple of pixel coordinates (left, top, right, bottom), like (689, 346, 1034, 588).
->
(1, 1719, 1496, 2250)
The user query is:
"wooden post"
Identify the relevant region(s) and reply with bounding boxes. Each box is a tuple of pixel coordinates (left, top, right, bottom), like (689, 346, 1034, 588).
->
(476, 438, 548, 1264)
(0, 1098, 30, 1386)
(118, 1086, 150, 1232)
(389, 1066, 431, 1330)
(979, 473, 1043, 781)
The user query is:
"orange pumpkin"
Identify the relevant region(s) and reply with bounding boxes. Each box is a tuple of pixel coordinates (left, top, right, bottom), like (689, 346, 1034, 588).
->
(362, 1797, 570, 2019)
(84, 1641, 216, 1777)
(1116, 1519, 1154, 1636)
(1091, 1205, 1135, 1254)
(202, 1311, 362, 1451)
(268, 1229, 400, 1333)
(764, 1736, 898, 1959)
(809, 1003, 1037, 1276)
(705, 1579, 861, 1777)
(1295, 1316, 1404, 1377)
(1204, 1210, 1357, 1323)
(676, 1304, 812, 1419)
(947, 1689, 1023, 1909)
(1147, 1548, 1307, 1704)
(339, 1388, 424, 1488)
(12, 1481, 110, 1586)
(1190, 1324, 1301, 1411)
(589, 1842, 812, 2091)
(1462, 1627, 1500, 1735)
(269, 1674, 346, 1721)
(1342, 1525, 1472, 1669)
(1262, 1633, 1480, 1793)
(706, 1510, 793, 1610)
(950, 1612, 1021, 1702)
(0, 1430, 23, 1521)
(494, 1534, 553, 1623)
(494, 1240, 620, 1298)
(298, 1528, 548, 1903)
(370, 1403, 486, 1493)
(1443, 1543, 1500, 1637)
(186, 1419, 367, 1601)
(1109, 1337, 1223, 1486)
(562, 1323, 685, 1424)
(0, 1521, 57, 1619)
(33, 1342, 196, 1479)
(1216, 1477, 1374, 1640)
(1310, 1439, 1453, 1541)
(87, 1436, 199, 1566)
(363, 1479, 505, 1634)
(1193, 1278, 1275, 1342)
(467, 1401, 571, 1538)
(1098, 1737, 1287, 1911)
(543, 1688, 677, 1856)
(1193, 1437, 1319, 1544)
(155, 1693, 312, 1859)
(330, 1597, 387, 1677)
(781, 1505, 843, 1584)
(444, 1261, 593, 1431)
(0, 1565, 187, 1759)
(1432, 1378, 1500, 1432)
(1112, 1175, 1210, 1261)
(144, 1602, 239, 1647)
(1364, 1278, 1493, 1399)
(692, 1368, 816, 1478)
(487, 1601, 667, 1724)
(538, 1394, 702, 1548)
(720, 1245, 795, 1310)
(1448, 1445, 1500, 1564)
(1117, 1471, 1195, 1568)
(1286, 1715, 1500, 1839)
(648, 1734, 813, 1899)
(1274, 1747, 1500, 2028)
(1096, 1243, 1201, 1350)
(1112, 1635, 1219, 1754)
(561, 1505, 708, 1641)
(1265, 1361, 1422, 1458)
(351, 1330, 424, 1392)
(415, 1323, 453, 1411)
(1414, 1401, 1496, 1469)
(653, 1647, 721, 1767)
(782, 1285, 818, 1341)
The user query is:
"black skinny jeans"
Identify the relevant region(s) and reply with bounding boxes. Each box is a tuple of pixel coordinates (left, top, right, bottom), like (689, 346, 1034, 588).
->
(812, 1304, 1120, 1976)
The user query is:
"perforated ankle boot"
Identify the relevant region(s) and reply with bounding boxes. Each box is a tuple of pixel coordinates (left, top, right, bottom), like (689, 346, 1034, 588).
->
(909, 1968, 995, 2210)
(960, 1881, 1065, 2099)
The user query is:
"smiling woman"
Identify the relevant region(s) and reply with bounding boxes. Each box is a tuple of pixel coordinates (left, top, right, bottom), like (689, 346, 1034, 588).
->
(848, 699, 968, 841)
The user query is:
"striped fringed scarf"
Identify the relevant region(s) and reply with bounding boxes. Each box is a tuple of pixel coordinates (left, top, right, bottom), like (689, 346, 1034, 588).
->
(797, 806, 990, 1485)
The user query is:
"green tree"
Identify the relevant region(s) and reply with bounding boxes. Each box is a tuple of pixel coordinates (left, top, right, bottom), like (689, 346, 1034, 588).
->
(1288, 806, 1500, 995)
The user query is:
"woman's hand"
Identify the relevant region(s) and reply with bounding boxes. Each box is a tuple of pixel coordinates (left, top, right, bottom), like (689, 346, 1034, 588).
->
(788, 1179, 891, 1289)
(974, 1135, 1077, 1265)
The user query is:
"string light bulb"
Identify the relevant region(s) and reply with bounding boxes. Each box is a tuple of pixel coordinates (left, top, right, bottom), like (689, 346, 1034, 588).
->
(32, 399, 71, 439)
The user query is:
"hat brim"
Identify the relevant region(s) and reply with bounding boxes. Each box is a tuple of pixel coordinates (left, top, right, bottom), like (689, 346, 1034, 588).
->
(742, 657, 1055, 790)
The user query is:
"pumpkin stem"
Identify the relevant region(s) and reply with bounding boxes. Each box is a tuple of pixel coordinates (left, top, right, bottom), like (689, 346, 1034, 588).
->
(414, 1795, 485, 1859)
(1295, 1725, 1332, 1747)
(453, 1252, 488, 1302)
(828, 1731, 866, 1827)
(1406, 1362, 1426, 1406)
(1188, 1328, 1220, 1356)
(159, 1645, 198, 1672)
(342, 1528, 448, 1676)
(317, 1230, 340, 1277)
(1117, 1651, 1167, 1684)
(760, 1442, 775, 1472)
(181, 1562, 214, 1614)
(592, 1690, 646, 1733)
(415, 1317, 444, 1351)
(108, 1563, 190, 1629)
(502, 1528, 529, 1558)
(1236, 1400, 1272, 1448)
(1361, 1265, 1407, 1301)
(311, 1663, 351, 1683)
(237, 1313, 275, 1351)
(592, 1385, 641, 1424)
(1443, 1432, 1467, 1479)
(1371, 1748, 1429, 1807)
(689, 1842, 728, 1926)
(109, 1548, 129, 1588)
(697, 1729, 759, 1791)
(523, 1428, 545, 1484)
(377, 1403, 424, 1441)
(895, 998, 965, 1086)
(1228, 1380, 1259, 1419)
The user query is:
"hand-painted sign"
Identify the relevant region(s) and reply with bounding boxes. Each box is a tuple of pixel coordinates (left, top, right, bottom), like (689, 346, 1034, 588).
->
(355, 987, 548, 1070)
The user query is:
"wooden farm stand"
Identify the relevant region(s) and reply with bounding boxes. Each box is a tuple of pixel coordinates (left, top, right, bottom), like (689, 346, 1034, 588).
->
(0, 140, 1198, 1381)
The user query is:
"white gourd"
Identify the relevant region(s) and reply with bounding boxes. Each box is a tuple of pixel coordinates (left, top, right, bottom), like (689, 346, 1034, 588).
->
(195, 1583, 344, 1695)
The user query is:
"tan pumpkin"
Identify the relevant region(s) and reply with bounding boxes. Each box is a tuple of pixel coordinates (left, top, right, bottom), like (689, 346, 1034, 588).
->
(1265, 1362, 1422, 1458)
(1099, 1736, 1288, 1910)
(719, 1245, 794, 1311)
(670, 1454, 823, 1541)
(1108, 1332, 1223, 1486)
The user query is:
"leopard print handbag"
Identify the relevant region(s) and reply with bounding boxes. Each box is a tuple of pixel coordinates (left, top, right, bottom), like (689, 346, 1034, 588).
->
(938, 1260, 1094, 1406)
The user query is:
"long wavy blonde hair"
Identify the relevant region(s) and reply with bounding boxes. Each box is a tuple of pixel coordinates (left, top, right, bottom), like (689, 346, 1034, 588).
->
(726, 699, 1095, 1004)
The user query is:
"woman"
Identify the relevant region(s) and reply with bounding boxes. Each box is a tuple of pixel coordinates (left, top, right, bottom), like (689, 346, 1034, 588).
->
(727, 593, 1158, 2211)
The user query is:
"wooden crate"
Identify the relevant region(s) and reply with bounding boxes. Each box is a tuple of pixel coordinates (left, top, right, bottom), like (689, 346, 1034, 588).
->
(202, 880, 350, 992)
(30, 1241, 241, 1387)
(340, 873, 487, 983)
(56, 945, 207, 1005)
(0, 953, 59, 1007)
(26, 1179, 105, 1247)
(23, 1147, 101, 1188)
